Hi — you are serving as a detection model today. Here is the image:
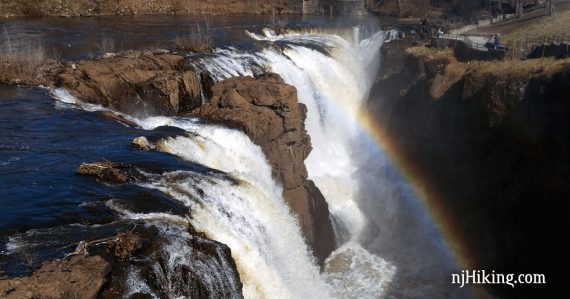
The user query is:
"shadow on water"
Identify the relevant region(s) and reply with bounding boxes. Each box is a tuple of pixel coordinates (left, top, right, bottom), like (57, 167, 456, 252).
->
(351, 139, 474, 299)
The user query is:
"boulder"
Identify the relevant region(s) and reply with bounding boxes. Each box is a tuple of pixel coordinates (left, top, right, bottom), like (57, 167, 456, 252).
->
(107, 231, 143, 260)
(132, 136, 151, 150)
(76, 160, 143, 184)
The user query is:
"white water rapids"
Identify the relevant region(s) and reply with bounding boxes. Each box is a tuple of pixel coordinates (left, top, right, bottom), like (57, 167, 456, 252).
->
(51, 27, 471, 298)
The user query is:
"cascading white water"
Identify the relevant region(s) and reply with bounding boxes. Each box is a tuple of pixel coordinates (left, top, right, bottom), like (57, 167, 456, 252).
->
(193, 30, 386, 246)
(51, 92, 332, 298)
(131, 117, 331, 299)
(192, 28, 468, 298)
(51, 26, 469, 299)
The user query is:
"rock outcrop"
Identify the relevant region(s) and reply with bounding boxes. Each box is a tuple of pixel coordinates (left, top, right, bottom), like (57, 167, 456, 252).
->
(0, 255, 111, 299)
(98, 225, 244, 299)
(132, 136, 152, 150)
(370, 41, 570, 298)
(57, 51, 202, 116)
(190, 74, 336, 264)
(76, 160, 144, 184)
(0, 225, 243, 299)
(8, 49, 336, 269)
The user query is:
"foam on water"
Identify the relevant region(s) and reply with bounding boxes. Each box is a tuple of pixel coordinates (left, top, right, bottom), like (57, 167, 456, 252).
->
(128, 117, 331, 299)
(325, 242, 396, 299)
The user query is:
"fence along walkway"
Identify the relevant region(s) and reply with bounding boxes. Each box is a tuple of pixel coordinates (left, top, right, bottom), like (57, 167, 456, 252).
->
(439, 32, 570, 60)
(507, 33, 570, 59)
(439, 33, 492, 51)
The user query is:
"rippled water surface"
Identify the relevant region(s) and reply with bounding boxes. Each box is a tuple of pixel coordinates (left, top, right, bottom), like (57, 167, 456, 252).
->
(1, 14, 381, 60)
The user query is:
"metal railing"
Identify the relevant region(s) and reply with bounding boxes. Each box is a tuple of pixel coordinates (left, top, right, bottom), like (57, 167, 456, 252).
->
(438, 32, 570, 59)
(506, 34, 570, 59)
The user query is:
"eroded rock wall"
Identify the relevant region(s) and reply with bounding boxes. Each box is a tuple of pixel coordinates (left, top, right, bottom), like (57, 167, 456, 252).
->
(369, 41, 570, 298)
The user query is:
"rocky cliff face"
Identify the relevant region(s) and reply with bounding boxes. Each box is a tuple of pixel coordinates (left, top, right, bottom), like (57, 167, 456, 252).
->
(370, 41, 570, 298)
(55, 51, 335, 264)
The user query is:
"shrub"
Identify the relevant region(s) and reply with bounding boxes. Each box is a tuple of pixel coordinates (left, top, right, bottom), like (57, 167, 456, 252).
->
(97, 34, 116, 54)
(0, 26, 48, 83)
(175, 22, 213, 53)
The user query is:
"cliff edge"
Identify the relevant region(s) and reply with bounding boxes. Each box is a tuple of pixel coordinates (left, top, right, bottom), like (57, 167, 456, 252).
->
(370, 41, 570, 298)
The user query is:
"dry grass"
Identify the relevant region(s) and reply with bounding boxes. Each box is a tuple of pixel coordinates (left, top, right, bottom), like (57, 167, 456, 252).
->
(175, 23, 213, 53)
(407, 45, 570, 99)
(467, 57, 570, 77)
(501, 8, 570, 44)
(406, 46, 454, 59)
(430, 62, 468, 99)
(399, 0, 433, 17)
(0, 27, 48, 83)
(410, 45, 570, 78)
(374, 0, 433, 17)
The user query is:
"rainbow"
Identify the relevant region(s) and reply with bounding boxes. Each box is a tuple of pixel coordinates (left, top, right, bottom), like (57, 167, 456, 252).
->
(356, 107, 475, 271)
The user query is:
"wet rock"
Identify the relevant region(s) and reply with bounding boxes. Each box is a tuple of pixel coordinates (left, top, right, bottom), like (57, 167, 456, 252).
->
(132, 136, 151, 150)
(76, 160, 143, 184)
(191, 74, 336, 265)
(99, 111, 138, 127)
(98, 225, 243, 299)
(107, 231, 143, 260)
(0, 255, 111, 299)
(50, 53, 336, 265)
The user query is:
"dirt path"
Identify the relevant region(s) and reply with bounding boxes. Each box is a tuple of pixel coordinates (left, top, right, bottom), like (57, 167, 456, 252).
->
(469, 1, 570, 39)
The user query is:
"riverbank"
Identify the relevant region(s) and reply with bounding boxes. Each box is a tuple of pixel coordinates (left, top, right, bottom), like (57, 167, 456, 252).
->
(0, 0, 296, 17)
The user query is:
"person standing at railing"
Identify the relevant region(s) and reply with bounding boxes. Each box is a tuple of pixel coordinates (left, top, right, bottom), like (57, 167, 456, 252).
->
(494, 34, 502, 50)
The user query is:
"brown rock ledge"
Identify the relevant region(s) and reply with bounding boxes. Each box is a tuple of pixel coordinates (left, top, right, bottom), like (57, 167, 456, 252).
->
(0, 255, 111, 299)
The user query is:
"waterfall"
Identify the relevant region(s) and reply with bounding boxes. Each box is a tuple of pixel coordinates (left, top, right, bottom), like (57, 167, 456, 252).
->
(51, 27, 466, 299)
(190, 28, 465, 298)
(129, 117, 331, 299)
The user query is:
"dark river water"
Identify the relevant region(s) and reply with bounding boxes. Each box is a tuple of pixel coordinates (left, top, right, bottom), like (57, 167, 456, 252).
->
(0, 86, 204, 273)
(1, 14, 381, 60)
